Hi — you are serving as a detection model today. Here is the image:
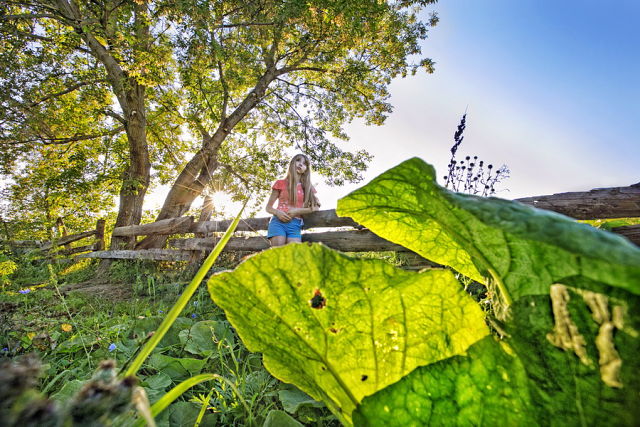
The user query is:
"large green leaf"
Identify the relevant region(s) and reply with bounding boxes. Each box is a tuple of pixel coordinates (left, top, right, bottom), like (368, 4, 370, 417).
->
(337, 157, 640, 305)
(207, 243, 488, 424)
(353, 336, 535, 426)
(503, 287, 640, 426)
(355, 287, 640, 426)
(338, 158, 640, 425)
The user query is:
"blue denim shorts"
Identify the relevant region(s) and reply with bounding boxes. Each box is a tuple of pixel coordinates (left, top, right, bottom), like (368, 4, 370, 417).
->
(267, 216, 303, 239)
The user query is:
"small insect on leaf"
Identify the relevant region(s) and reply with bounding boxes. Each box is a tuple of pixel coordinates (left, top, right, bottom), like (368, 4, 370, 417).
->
(310, 289, 326, 309)
(361, 375, 368, 381)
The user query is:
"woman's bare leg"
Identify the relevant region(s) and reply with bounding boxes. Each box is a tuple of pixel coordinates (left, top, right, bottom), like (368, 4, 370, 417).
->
(270, 236, 286, 247)
(286, 237, 301, 244)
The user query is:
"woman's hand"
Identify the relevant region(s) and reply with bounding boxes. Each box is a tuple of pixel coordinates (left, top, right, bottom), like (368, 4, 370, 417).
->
(275, 210, 291, 222)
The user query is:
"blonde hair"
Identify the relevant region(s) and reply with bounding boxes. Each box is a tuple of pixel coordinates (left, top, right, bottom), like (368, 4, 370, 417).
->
(285, 154, 319, 208)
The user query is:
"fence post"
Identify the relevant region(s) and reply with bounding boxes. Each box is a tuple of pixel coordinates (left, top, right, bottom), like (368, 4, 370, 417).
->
(95, 219, 106, 251)
(56, 217, 71, 250)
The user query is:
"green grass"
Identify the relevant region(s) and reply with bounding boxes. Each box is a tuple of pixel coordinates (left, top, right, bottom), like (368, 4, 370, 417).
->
(0, 253, 338, 426)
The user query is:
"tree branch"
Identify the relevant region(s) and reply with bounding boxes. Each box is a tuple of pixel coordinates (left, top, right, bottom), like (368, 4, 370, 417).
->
(104, 109, 126, 124)
(0, 13, 59, 20)
(27, 79, 108, 107)
(1, 127, 124, 146)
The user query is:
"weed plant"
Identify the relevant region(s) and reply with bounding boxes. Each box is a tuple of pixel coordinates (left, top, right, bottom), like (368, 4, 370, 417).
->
(443, 113, 510, 196)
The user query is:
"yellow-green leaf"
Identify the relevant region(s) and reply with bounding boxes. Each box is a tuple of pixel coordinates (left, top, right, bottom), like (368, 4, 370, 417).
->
(207, 243, 488, 424)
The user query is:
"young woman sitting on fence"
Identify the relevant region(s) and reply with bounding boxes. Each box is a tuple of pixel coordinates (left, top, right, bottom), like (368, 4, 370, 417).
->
(265, 154, 320, 247)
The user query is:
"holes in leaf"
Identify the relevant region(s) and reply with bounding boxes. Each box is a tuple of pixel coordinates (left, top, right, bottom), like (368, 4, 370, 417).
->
(310, 289, 326, 309)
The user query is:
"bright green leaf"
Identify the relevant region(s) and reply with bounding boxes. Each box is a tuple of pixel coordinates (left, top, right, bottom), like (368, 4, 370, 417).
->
(353, 336, 535, 426)
(337, 157, 640, 306)
(502, 287, 640, 426)
(208, 243, 488, 424)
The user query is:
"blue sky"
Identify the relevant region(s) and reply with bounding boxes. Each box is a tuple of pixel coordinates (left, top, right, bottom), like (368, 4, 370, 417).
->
(312, 0, 639, 207)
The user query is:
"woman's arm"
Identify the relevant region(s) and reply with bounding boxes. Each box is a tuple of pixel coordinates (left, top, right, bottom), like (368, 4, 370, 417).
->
(288, 191, 320, 216)
(287, 206, 316, 216)
(266, 189, 291, 222)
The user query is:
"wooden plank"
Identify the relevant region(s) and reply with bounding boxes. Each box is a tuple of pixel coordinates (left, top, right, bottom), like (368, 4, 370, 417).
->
(1, 240, 43, 248)
(55, 244, 96, 256)
(171, 229, 408, 252)
(78, 249, 191, 261)
(40, 229, 96, 250)
(611, 224, 640, 245)
(515, 183, 640, 219)
(112, 216, 194, 237)
(190, 209, 359, 233)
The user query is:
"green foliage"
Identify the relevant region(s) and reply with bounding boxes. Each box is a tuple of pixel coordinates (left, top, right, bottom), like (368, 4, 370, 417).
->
(206, 158, 640, 425)
(353, 336, 535, 425)
(208, 244, 488, 424)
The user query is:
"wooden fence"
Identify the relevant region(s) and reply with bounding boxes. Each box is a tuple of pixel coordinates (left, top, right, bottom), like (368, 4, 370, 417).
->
(3, 184, 637, 262)
(1, 219, 106, 257)
(72, 183, 640, 262)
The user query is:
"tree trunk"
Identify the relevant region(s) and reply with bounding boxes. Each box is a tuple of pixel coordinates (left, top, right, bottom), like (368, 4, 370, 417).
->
(110, 82, 150, 249)
(135, 149, 217, 248)
(137, 66, 280, 249)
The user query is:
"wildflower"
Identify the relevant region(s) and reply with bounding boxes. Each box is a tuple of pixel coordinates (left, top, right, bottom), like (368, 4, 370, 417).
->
(61, 323, 73, 332)
(1, 347, 8, 352)
(193, 301, 199, 306)
(191, 313, 197, 319)
(18, 289, 31, 294)
(108, 343, 117, 352)
(158, 310, 164, 314)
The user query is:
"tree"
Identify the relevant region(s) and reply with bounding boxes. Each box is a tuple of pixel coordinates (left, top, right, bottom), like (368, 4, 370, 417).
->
(0, 0, 179, 248)
(1, 0, 439, 249)
(0, 138, 118, 240)
(137, 0, 439, 248)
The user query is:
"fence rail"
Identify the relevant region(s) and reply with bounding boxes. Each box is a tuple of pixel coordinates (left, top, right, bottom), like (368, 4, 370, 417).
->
(5, 184, 639, 263)
(76, 183, 640, 262)
(2, 219, 105, 256)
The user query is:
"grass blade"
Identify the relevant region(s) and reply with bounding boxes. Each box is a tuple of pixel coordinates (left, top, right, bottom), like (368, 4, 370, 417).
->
(123, 199, 248, 378)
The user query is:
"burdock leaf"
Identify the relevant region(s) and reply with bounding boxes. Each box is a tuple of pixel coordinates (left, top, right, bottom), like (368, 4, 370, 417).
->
(207, 243, 488, 425)
(352, 336, 535, 426)
(337, 157, 640, 305)
(338, 158, 640, 425)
